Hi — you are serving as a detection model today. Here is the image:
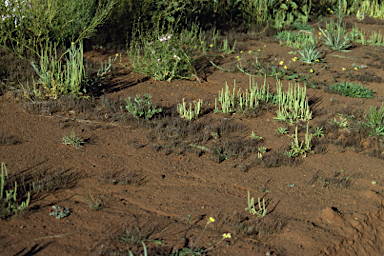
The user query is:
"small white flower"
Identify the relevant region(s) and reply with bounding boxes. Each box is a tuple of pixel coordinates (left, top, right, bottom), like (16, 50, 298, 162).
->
(173, 54, 181, 60)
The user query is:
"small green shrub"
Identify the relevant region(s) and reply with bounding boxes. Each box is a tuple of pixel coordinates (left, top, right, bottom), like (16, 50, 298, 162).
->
(125, 94, 162, 120)
(127, 26, 199, 81)
(0, 0, 115, 60)
(329, 81, 374, 98)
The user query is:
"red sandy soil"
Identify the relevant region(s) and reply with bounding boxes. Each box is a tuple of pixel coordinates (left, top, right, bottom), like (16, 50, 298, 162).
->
(1, 16, 384, 256)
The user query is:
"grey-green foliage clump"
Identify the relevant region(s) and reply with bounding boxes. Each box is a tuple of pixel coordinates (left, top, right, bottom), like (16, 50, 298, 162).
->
(1, 162, 30, 218)
(125, 94, 162, 120)
(49, 205, 70, 219)
(329, 81, 374, 99)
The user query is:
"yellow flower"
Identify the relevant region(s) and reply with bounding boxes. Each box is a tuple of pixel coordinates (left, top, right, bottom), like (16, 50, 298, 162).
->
(292, 57, 297, 62)
(264, 45, 266, 47)
(315, 59, 320, 62)
(354, 67, 358, 70)
(248, 50, 252, 54)
(310, 69, 314, 73)
(209, 44, 213, 48)
(194, 46, 197, 49)
(342, 67, 346, 71)
(284, 65, 287, 69)
(201, 41, 204, 44)
(208, 217, 215, 224)
(236, 56, 240, 59)
(319, 32, 322, 35)
(240, 51, 243, 54)
(222, 233, 231, 239)
(257, 48, 261, 52)
(330, 10, 333, 14)
(279, 61, 284, 65)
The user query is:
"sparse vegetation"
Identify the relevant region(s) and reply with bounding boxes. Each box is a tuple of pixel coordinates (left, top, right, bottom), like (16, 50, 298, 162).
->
(2, 0, 384, 254)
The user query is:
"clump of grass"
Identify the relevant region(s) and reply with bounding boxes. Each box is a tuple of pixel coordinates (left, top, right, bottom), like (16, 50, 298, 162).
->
(328, 81, 375, 98)
(76, 189, 106, 211)
(362, 105, 384, 137)
(276, 30, 317, 49)
(1, 162, 30, 218)
(62, 130, 84, 148)
(30, 167, 76, 193)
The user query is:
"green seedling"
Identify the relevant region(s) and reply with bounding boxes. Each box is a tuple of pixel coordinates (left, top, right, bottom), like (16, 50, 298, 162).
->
(177, 98, 203, 120)
(245, 191, 267, 218)
(49, 205, 70, 219)
(276, 127, 288, 134)
(250, 132, 263, 140)
(62, 130, 84, 148)
(258, 146, 267, 153)
(313, 127, 324, 138)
